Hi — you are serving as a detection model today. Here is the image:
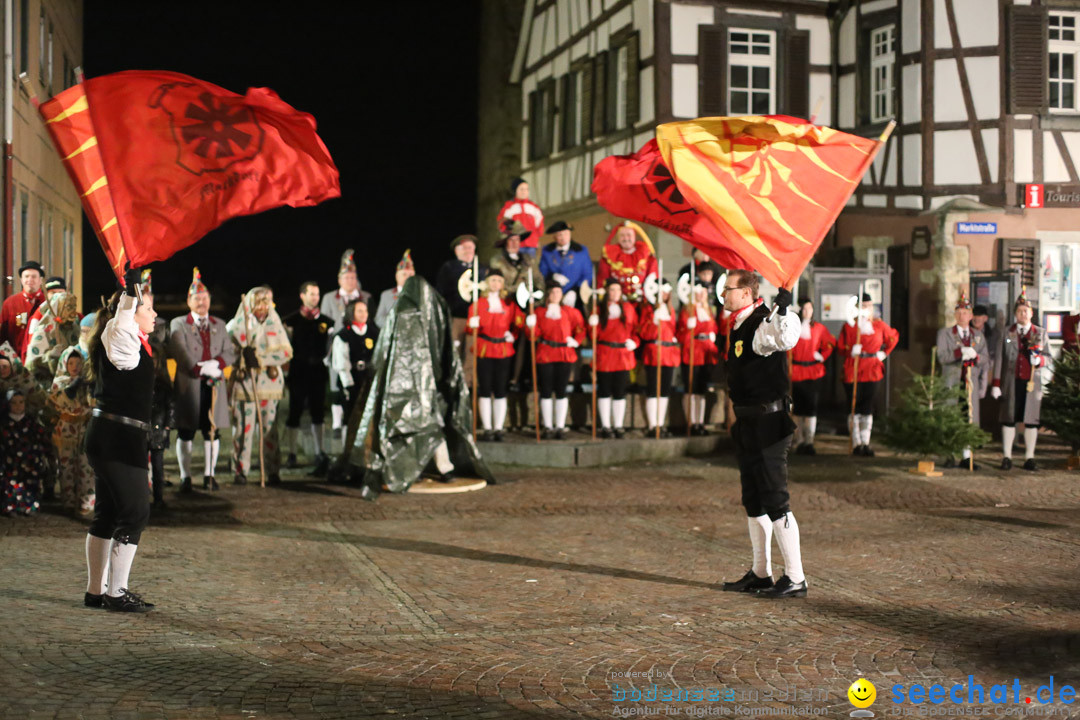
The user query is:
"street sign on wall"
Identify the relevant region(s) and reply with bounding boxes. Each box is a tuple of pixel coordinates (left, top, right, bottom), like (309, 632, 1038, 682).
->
(1021, 183, 1080, 208)
(956, 222, 997, 234)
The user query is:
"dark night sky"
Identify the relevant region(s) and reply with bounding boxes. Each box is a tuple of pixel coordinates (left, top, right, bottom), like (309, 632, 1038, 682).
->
(82, 1, 479, 316)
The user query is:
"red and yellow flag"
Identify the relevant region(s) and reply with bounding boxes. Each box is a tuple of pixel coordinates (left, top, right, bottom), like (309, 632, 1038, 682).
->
(654, 115, 883, 289)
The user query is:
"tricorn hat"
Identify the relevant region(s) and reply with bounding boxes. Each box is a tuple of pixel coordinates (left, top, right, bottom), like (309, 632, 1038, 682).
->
(547, 220, 572, 235)
(338, 249, 357, 276)
(189, 267, 208, 297)
(397, 249, 414, 272)
(498, 219, 531, 245)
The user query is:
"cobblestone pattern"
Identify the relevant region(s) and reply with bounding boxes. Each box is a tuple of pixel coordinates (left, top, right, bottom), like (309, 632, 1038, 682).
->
(1, 433, 1078, 719)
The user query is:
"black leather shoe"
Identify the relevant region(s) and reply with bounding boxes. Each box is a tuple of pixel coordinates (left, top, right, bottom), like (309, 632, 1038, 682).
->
(541, 429, 554, 439)
(943, 456, 956, 468)
(660, 427, 673, 438)
(311, 454, 330, 478)
(804, 444, 816, 456)
(555, 429, 566, 440)
(851, 445, 864, 456)
(178, 477, 192, 494)
(493, 431, 504, 442)
(600, 428, 613, 439)
(614, 428, 626, 439)
(84, 592, 104, 609)
(267, 473, 281, 486)
(204, 476, 219, 491)
(722, 569, 774, 593)
(1000, 457, 1013, 471)
(1023, 458, 1038, 471)
(286, 453, 298, 469)
(102, 589, 154, 613)
(863, 445, 875, 457)
(233, 473, 247, 486)
(436, 471, 455, 483)
(754, 575, 807, 599)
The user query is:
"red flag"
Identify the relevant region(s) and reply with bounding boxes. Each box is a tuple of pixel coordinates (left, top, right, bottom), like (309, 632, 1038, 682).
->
(592, 140, 751, 273)
(37, 70, 340, 277)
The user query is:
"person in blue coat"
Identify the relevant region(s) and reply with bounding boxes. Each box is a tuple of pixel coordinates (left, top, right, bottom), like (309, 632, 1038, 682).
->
(538, 221, 592, 308)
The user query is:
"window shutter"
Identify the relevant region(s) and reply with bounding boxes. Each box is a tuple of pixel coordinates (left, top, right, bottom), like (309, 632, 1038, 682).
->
(527, 89, 539, 160)
(581, 61, 594, 141)
(593, 50, 608, 138)
(1007, 5, 1048, 114)
(699, 26, 726, 116)
(784, 30, 810, 119)
(544, 81, 557, 155)
(606, 45, 619, 132)
(626, 32, 640, 126)
(560, 73, 576, 150)
(1000, 238, 1040, 295)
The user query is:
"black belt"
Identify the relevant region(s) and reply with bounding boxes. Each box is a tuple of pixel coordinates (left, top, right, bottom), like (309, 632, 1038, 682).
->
(479, 333, 510, 344)
(858, 353, 877, 358)
(693, 334, 712, 341)
(793, 360, 820, 366)
(539, 339, 568, 348)
(599, 340, 627, 348)
(92, 408, 150, 432)
(645, 340, 680, 347)
(732, 397, 790, 419)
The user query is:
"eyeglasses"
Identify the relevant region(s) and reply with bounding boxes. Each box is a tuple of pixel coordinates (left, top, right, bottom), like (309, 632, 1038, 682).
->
(722, 286, 744, 293)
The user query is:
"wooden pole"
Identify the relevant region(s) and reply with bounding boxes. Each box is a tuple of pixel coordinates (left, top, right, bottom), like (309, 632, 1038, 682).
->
(528, 271, 540, 443)
(849, 282, 864, 455)
(471, 258, 479, 442)
(655, 260, 663, 440)
(687, 261, 695, 438)
(966, 363, 975, 471)
(591, 267, 597, 440)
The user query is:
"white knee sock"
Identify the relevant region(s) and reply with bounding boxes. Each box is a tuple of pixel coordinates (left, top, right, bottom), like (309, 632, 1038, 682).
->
(748, 515, 773, 578)
(331, 404, 344, 431)
(1002, 425, 1016, 458)
(772, 513, 805, 584)
(792, 415, 805, 445)
(176, 438, 193, 478)
(961, 447, 972, 459)
(433, 440, 454, 474)
(85, 534, 111, 595)
(1024, 427, 1038, 459)
(849, 414, 860, 445)
(540, 398, 554, 429)
(285, 426, 298, 454)
(805, 416, 817, 445)
(658, 397, 669, 427)
(645, 397, 657, 428)
(598, 397, 612, 428)
(859, 414, 873, 446)
(492, 398, 507, 431)
(106, 541, 138, 597)
(204, 439, 220, 477)
(478, 397, 493, 430)
(694, 395, 706, 424)
(612, 399, 627, 429)
(555, 398, 569, 429)
(312, 424, 324, 455)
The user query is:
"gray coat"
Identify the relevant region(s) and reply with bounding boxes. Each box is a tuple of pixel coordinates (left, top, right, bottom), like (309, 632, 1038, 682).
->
(935, 325, 989, 425)
(168, 314, 237, 430)
(993, 323, 1050, 426)
(374, 287, 398, 329)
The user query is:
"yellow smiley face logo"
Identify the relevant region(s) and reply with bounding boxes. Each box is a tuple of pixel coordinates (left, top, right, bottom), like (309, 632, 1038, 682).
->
(848, 679, 876, 708)
(734, 340, 743, 358)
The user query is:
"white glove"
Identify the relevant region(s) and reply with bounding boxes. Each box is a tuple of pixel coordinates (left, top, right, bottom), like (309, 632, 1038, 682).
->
(1031, 354, 1042, 368)
(552, 273, 569, 287)
(851, 343, 863, 357)
(875, 350, 887, 362)
(960, 346, 977, 361)
(562, 290, 577, 307)
(566, 337, 579, 349)
(624, 339, 637, 351)
(526, 314, 537, 328)
(813, 351, 824, 362)
(468, 315, 480, 329)
(588, 314, 600, 327)
(709, 333, 716, 342)
(504, 331, 514, 342)
(687, 317, 697, 330)
(991, 386, 1002, 399)
(198, 359, 222, 379)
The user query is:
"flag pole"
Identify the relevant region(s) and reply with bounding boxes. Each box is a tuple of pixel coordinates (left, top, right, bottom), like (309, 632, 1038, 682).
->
(655, 259, 663, 440)
(966, 363, 975, 471)
(528, 271, 540, 443)
(850, 282, 864, 455)
(471, 257, 479, 442)
(687, 259, 695, 438)
(591, 266, 597, 441)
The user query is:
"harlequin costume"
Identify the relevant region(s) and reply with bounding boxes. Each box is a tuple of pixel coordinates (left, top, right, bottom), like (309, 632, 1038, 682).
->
(638, 292, 680, 436)
(835, 295, 899, 456)
(47, 346, 95, 515)
(467, 271, 524, 440)
(593, 278, 638, 438)
(677, 295, 719, 435)
(790, 302, 836, 455)
(1, 389, 50, 516)
(526, 297, 585, 437)
(597, 222, 658, 304)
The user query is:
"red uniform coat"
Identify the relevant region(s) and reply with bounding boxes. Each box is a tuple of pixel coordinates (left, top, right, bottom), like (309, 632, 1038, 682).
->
(0, 290, 45, 360)
(836, 318, 899, 383)
(597, 242, 658, 302)
(594, 302, 639, 372)
(497, 198, 544, 249)
(790, 322, 836, 382)
(467, 297, 523, 359)
(676, 309, 719, 365)
(638, 304, 680, 367)
(528, 306, 585, 364)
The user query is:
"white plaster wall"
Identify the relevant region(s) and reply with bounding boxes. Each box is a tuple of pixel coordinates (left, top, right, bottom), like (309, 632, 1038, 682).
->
(609, 4, 632, 33)
(981, 128, 999, 183)
(1013, 129, 1033, 183)
(861, 0, 897, 14)
(542, 8, 557, 57)
(896, 195, 924, 209)
(528, 10, 546, 66)
(672, 63, 698, 118)
(863, 194, 888, 207)
(1044, 134, 1072, 182)
(838, 73, 855, 128)
(536, 62, 553, 82)
(839, 12, 855, 66)
(796, 15, 830, 65)
(595, 25, 609, 52)
(635, 0, 654, 59)
(549, 162, 566, 207)
(933, 59, 965, 123)
(553, 51, 569, 78)
(671, 2, 715, 56)
(934, 0, 951, 49)
(557, 0, 571, 45)
(592, 0, 603, 20)
(902, 0, 921, 53)
(1062, 131, 1080, 174)
(575, 0, 590, 30)
(967, 57, 1000, 120)
(954, 0, 998, 46)
(572, 37, 590, 60)
(634, 130, 652, 147)
(902, 64, 922, 125)
(639, 65, 655, 124)
(809, 73, 832, 125)
(903, 133, 921, 186)
(934, 129, 980, 184)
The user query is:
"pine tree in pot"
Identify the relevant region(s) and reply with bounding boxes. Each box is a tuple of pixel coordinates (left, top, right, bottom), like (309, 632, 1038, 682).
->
(880, 372, 991, 476)
(1043, 349, 1080, 469)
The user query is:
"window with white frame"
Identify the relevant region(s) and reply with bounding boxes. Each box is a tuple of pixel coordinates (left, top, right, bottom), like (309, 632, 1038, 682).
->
(1049, 12, 1080, 112)
(728, 28, 775, 115)
(870, 24, 895, 122)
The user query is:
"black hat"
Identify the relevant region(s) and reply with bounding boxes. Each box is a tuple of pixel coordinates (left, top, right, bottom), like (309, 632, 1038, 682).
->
(972, 304, 989, 316)
(17, 261, 43, 276)
(44, 276, 66, 291)
(547, 220, 572, 234)
(451, 234, 478, 249)
(510, 177, 527, 194)
(797, 296, 812, 307)
(861, 293, 872, 303)
(604, 276, 622, 288)
(487, 269, 504, 279)
(497, 219, 531, 246)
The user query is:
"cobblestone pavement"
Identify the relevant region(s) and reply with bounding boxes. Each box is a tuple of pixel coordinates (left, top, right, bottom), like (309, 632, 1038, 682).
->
(2, 433, 1079, 719)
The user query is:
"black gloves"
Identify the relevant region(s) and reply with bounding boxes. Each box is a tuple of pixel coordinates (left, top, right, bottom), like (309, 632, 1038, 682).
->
(775, 287, 793, 315)
(242, 346, 259, 370)
(123, 267, 142, 297)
